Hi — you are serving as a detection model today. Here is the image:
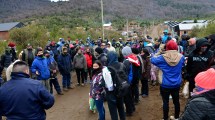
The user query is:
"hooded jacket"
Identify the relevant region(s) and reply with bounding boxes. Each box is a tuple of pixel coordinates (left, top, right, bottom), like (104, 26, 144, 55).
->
(151, 44, 185, 88)
(0, 72, 54, 120)
(107, 42, 116, 52)
(73, 53, 87, 69)
(179, 89, 215, 120)
(31, 57, 50, 80)
(187, 39, 213, 79)
(58, 52, 72, 75)
(95, 47, 107, 66)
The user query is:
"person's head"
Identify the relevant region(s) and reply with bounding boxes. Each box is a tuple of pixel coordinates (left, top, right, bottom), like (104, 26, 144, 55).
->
(92, 60, 103, 75)
(76, 47, 82, 54)
(27, 43, 32, 50)
(188, 38, 196, 46)
(62, 47, 68, 54)
(107, 51, 118, 65)
(37, 50, 44, 57)
(195, 38, 209, 54)
(95, 47, 104, 55)
(101, 42, 106, 49)
(5, 47, 11, 55)
(119, 38, 123, 42)
(132, 48, 139, 55)
(12, 61, 29, 75)
(166, 40, 178, 51)
(163, 30, 168, 35)
(141, 48, 150, 56)
(121, 46, 132, 58)
(44, 50, 50, 58)
(68, 36, 71, 41)
(194, 68, 215, 94)
(86, 48, 90, 53)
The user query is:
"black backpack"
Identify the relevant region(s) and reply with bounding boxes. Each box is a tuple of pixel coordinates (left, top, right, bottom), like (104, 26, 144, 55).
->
(108, 63, 130, 98)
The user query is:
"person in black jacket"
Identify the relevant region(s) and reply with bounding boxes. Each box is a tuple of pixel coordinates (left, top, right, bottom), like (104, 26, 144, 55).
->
(180, 67, 215, 120)
(106, 51, 126, 120)
(186, 38, 213, 96)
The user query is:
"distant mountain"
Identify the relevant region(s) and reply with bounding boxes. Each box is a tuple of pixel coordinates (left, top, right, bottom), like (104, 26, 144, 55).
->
(0, 0, 215, 22)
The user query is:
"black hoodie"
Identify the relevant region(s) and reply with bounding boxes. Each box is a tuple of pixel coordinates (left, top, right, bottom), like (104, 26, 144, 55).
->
(187, 39, 213, 78)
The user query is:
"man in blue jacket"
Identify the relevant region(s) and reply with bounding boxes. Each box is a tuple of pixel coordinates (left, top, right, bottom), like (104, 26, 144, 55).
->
(151, 40, 185, 120)
(0, 61, 54, 120)
(31, 49, 51, 91)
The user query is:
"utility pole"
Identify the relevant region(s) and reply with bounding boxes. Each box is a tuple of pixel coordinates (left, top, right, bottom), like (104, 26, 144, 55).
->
(127, 19, 129, 39)
(101, 0, 104, 41)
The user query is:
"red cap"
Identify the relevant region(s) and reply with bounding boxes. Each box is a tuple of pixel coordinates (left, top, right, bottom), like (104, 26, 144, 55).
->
(166, 40, 178, 51)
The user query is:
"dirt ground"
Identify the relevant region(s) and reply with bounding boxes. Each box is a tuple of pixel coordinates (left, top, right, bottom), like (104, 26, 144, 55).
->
(47, 73, 187, 120)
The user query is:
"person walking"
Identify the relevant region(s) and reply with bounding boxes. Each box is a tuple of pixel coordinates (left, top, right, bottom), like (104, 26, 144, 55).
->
(0, 61, 54, 119)
(151, 40, 185, 120)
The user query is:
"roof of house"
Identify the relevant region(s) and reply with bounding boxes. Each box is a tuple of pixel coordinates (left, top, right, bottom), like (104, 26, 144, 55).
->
(182, 20, 207, 23)
(179, 23, 207, 31)
(103, 23, 112, 27)
(0, 22, 21, 31)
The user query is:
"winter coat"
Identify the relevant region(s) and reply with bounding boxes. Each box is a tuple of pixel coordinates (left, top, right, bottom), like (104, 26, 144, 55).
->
(57, 53, 72, 75)
(47, 56, 58, 78)
(22, 49, 36, 66)
(84, 53, 93, 68)
(123, 54, 141, 84)
(0, 53, 12, 68)
(141, 55, 151, 79)
(187, 40, 213, 80)
(184, 45, 196, 57)
(98, 53, 108, 66)
(179, 89, 215, 120)
(0, 72, 54, 120)
(106, 42, 116, 52)
(73, 53, 87, 69)
(151, 50, 185, 88)
(91, 72, 106, 100)
(31, 57, 50, 80)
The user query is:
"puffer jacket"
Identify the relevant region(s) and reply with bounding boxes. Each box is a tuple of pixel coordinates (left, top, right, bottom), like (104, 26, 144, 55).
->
(31, 57, 50, 80)
(84, 53, 93, 68)
(179, 89, 215, 120)
(73, 53, 87, 69)
(57, 53, 72, 75)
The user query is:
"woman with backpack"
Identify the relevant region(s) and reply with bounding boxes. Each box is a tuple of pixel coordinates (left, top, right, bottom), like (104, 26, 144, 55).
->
(90, 60, 106, 120)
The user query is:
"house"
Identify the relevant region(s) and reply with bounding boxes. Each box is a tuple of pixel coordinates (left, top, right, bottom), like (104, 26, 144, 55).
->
(0, 22, 24, 40)
(103, 22, 112, 30)
(179, 22, 208, 36)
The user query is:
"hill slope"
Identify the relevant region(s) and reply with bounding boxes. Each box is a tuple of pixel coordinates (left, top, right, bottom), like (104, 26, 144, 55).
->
(0, 0, 215, 22)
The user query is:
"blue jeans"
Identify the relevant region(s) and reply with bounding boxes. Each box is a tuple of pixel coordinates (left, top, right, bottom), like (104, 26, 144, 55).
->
(160, 86, 180, 120)
(50, 77, 62, 94)
(62, 74, 71, 88)
(95, 99, 105, 120)
(106, 91, 125, 120)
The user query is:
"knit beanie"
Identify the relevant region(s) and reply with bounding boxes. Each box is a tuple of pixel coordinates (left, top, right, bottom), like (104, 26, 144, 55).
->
(122, 46, 132, 57)
(166, 40, 178, 51)
(132, 48, 140, 54)
(195, 68, 215, 90)
(95, 47, 104, 55)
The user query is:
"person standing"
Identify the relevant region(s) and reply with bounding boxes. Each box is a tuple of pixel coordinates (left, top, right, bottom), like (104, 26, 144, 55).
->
(90, 60, 106, 120)
(0, 61, 54, 119)
(44, 51, 63, 95)
(151, 40, 185, 120)
(95, 47, 108, 66)
(31, 49, 50, 91)
(186, 38, 213, 96)
(73, 47, 87, 86)
(57, 47, 73, 91)
(22, 44, 36, 67)
(0, 48, 12, 82)
(84, 48, 94, 82)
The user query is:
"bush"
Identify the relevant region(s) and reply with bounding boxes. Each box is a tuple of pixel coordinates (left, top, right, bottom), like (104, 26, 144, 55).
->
(190, 23, 215, 38)
(0, 41, 8, 55)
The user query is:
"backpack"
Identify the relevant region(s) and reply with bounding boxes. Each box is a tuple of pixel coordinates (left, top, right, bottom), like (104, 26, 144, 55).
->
(108, 63, 130, 98)
(128, 64, 133, 84)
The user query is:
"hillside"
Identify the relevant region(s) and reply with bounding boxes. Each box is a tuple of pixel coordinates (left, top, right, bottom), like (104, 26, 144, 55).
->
(0, 0, 215, 22)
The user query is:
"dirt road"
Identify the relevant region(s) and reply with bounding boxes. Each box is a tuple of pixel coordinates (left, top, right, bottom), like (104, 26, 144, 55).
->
(47, 74, 187, 120)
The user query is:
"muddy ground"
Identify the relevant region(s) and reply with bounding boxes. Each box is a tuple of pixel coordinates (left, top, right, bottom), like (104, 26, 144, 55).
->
(47, 73, 187, 120)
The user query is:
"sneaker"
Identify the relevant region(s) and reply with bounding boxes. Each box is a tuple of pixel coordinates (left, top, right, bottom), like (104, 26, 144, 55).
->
(63, 88, 68, 91)
(68, 85, 75, 89)
(77, 83, 80, 86)
(57, 92, 64, 95)
(170, 116, 178, 120)
(81, 83, 85, 86)
(93, 109, 96, 114)
(142, 94, 148, 98)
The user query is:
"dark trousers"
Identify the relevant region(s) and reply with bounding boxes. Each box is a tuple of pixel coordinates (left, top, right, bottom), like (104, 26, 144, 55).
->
(62, 74, 71, 88)
(160, 86, 180, 120)
(131, 82, 139, 103)
(95, 99, 105, 120)
(50, 77, 62, 94)
(141, 77, 149, 95)
(106, 92, 126, 120)
(124, 87, 135, 114)
(84, 67, 92, 81)
(189, 78, 195, 96)
(75, 68, 85, 84)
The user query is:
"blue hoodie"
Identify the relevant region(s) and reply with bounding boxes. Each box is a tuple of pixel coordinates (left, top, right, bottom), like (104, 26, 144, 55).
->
(31, 57, 50, 80)
(0, 72, 54, 120)
(151, 50, 185, 88)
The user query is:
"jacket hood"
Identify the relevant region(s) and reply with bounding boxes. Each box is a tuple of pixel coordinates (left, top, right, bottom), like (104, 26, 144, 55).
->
(162, 50, 183, 66)
(122, 46, 132, 57)
(107, 51, 118, 65)
(195, 38, 209, 49)
(11, 72, 30, 79)
(107, 42, 112, 47)
(127, 54, 140, 66)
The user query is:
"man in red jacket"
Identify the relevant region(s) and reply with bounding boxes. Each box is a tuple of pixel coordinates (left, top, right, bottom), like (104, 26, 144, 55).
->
(84, 48, 94, 82)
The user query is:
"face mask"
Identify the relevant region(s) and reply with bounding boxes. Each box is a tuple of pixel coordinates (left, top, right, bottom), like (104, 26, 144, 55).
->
(200, 47, 207, 52)
(38, 55, 44, 57)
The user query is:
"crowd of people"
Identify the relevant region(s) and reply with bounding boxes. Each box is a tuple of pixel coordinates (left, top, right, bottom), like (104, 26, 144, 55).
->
(0, 31, 215, 120)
